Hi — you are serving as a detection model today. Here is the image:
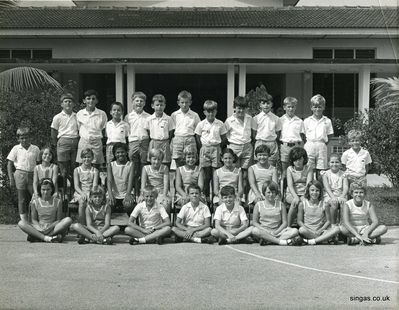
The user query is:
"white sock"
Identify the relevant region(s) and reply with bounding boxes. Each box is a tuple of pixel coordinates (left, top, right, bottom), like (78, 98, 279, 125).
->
(279, 240, 288, 246)
(138, 237, 146, 244)
(192, 237, 201, 243)
(304, 238, 316, 245)
(44, 236, 52, 242)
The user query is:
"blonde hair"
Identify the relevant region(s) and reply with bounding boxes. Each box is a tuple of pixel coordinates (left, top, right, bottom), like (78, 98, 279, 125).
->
(152, 94, 166, 104)
(183, 145, 197, 159)
(310, 94, 326, 108)
(347, 129, 363, 141)
(178, 90, 192, 101)
(283, 96, 298, 107)
(203, 100, 218, 111)
(148, 148, 164, 160)
(349, 182, 367, 194)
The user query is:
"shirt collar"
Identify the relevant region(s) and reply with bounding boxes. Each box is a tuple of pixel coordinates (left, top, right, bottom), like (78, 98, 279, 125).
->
(82, 107, 100, 116)
(61, 110, 75, 116)
(220, 203, 239, 213)
(310, 115, 326, 122)
(283, 114, 300, 121)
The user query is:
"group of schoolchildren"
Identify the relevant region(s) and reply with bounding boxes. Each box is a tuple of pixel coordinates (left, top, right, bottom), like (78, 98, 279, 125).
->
(7, 88, 388, 246)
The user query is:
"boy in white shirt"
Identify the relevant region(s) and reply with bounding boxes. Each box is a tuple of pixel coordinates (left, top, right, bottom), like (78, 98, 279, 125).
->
(170, 90, 201, 168)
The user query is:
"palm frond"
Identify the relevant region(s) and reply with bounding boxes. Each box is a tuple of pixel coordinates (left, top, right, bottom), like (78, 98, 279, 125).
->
(371, 77, 399, 109)
(0, 67, 62, 92)
(0, 0, 19, 8)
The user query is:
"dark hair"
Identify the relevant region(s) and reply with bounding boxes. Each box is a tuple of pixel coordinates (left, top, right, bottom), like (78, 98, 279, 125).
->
(110, 101, 124, 112)
(60, 93, 74, 102)
(39, 146, 55, 164)
(255, 144, 270, 156)
(220, 185, 236, 197)
(261, 181, 280, 196)
(112, 142, 128, 158)
(233, 96, 248, 109)
(221, 148, 238, 163)
(80, 148, 94, 159)
(83, 89, 99, 98)
(288, 147, 308, 166)
(304, 180, 323, 200)
(37, 178, 55, 197)
(152, 94, 166, 104)
(187, 184, 201, 194)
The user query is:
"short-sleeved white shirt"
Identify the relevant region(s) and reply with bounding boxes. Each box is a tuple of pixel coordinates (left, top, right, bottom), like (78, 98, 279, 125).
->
(341, 148, 372, 177)
(225, 113, 252, 144)
(76, 108, 107, 140)
(51, 111, 79, 139)
(194, 119, 227, 146)
(171, 109, 201, 137)
(303, 115, 334, 143)
(130, 202, 169, 229)
(252, 111, 282, 141)
(7, 144, 40, 172)
(280, 114, 304, 143)
(105, 120, 129, 144)
(125, 110, 150, 142)
(145, 113, 175, 140)
(214, 203, 248, 228)
(177, 201, 211, 227)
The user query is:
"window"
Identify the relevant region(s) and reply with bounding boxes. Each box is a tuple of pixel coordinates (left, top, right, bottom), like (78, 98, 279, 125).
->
(313, 49, 333, 59)
(0, 49, 52, 59)
(313, 48, 376, 60)
(356, 49, 376, 59)
(32, 49, 52, 59)
(0, 50, 11, 59)
(11, 49, 31, 59)
(334, 49, 354, 59)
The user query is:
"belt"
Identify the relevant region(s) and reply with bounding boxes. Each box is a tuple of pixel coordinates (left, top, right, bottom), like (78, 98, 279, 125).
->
(152, 139, 169, 142)
(282, 142, 301, 147)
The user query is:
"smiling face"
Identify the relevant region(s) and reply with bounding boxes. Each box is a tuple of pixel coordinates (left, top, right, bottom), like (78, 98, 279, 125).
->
(284, 103, 296, 118)
(18, 133, 31, 148)
(308, 185, 321, 201)
(222, 152, 235, 168)
(114, 147, 128, 164)
(256, 152, 269, 165)
(259, 100, 273, 113)
(81, 152, 93, 167)
(132, 97, 146, 113)
(293, 156, 304, 169)
(143, 190, 156, 207)
(152, 100, 165, 116)
(329, 156, 341, 172)
(234, 105, 246, 119)
(91, 193, 104, 207)
(311, 103, 324, 118)
(150, 155, 162, 169)
(41, 148, 53, 164)
(61, 98, 74, 114)
(110, 104, 123, 121)
(178, 98, 191, 113)
(352, 188, 366, 205)
(264, 187, 277, 203)
(221, 193, 235, 208)
(188, 187, 201, 204)
(84, 95, 98, 111)
(349, 137, 361, 152)
(185, 153, 197, 167)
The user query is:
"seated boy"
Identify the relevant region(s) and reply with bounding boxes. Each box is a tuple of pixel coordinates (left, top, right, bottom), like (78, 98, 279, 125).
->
(211, 185, 253, 245)
(125, 185, 171, 245)
(171, 184, 212, 243)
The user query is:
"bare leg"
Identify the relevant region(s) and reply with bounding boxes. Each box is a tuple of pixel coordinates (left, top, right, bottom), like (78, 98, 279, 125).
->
(18, 220, 46, 241)
(144, 226, 171, 243)
(369, 225, 388, 239)
(17, 190, 29, 221)
(78, 200, 86, 225)
(103, 225, 120, 238)
(71, 223, 94, 240)
(52, 217, 72, 236)
(287, 203, 298, 227)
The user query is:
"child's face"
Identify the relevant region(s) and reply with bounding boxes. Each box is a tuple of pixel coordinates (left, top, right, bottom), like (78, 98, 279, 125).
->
(81, 153, 93, 165)
(185, 153, 197, 166)
(204, 109, 217, 122)
(114, 148, 127, 163)
(91, 193, 103, 207)
(178, 98, 191, 113)
(293, 157, 304, 169)
(256, 152, 269, 164)
(40, 183, 53, 200)
(143, 190, 156, 207)
(110, 104, 123, 121)
(308, 185, 321, 201)
(264, 187, 277, 202)
(352, 189, 365, 204)
(17, 133, 30, 148)
(311, 104, 324, 118)
(152, 100, 165, 115)
(234, 106, 246, 119)
(133, 97, 145, 113)
(61, 99, 74, 114)
(349, 138, 361, 151)
(260, 100, 273, 113)
(222, 152, 235, 168)
(84, 95, 98, 110)
(221, 194, 235, 208)
(42, 149, 53, 163)
(329, 157, 341, 172)
(284, 103, 296, 118)
(150, 155, 162, 168)
(188, 188, 200, 204)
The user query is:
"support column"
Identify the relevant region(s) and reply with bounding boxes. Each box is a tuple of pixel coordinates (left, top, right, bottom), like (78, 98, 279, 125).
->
(238, 64, 246, 96)
(115, 64, 124, 105)
(227, 64, 235, 117)
(126, 65, 136, 113)
(358, 66, 371, 113)
(302, 71, 313, 118)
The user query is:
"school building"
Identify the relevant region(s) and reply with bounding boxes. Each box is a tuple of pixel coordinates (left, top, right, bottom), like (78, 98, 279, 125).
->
(0, 0, 397, 124)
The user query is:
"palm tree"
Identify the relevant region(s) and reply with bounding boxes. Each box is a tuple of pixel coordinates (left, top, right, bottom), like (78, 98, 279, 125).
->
(0, 0, 18, 8)
(371, 77, 399, 110)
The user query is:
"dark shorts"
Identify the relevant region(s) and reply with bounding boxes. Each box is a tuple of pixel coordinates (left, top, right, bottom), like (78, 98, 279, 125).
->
(57, 137, 79, 162)
(129, 139, 150, 164)
(14, 170, 33, 191)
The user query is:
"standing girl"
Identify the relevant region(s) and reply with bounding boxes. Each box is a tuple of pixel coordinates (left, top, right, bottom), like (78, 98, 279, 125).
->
(252, 181, 300, 246)
(72, 186, 120, 244)
(18, 178, 72, 242)
(297, 180, 340, 245)
(33, 147, 59, 198)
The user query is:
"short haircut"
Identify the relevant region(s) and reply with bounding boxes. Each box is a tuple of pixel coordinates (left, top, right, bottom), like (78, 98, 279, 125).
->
(283, 97, 298, 107)
(220, 185, 236, 197)
(187, 183, 201, 194)
(142, 185, 157, 196)
(60, 93, 74, 102)
(255, 144, 270, 156)
(183, 145, 198, 158)
(233, 96, 248, 109)
(261, 181, 280, 196)
(310, 94, 326, 108)
(203, 100, 218, 111)
(304, 180, 324, 200)
(89, 185, 105, 199)
(349, 182, 367, 194)
(152, 94, 166, 104)
(347, 129, 363, 141)
(178, 90, 192, 101)
(83, 89, 98, 98)
(37, 178, 55, 197)
(258, 93, 273, 103)
(39, 147, 55, 164)
(16, 126, 30, 136)
(148, 148, 164, 160)
(110, 101, 124, 112)
(80, 148, 94, 159)
(112, 142, 128, 157)
(221, 148, 238, 163)
(132, 91, 147, 101)
(288, 147, 308, 166)
(329, 153, 341, 161)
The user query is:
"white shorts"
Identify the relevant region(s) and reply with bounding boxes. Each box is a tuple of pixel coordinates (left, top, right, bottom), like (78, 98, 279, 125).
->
(304, 141, 328, 170)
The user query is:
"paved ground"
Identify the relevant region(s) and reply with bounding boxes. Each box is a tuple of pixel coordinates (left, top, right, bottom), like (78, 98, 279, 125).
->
(0, 225, 398, 310)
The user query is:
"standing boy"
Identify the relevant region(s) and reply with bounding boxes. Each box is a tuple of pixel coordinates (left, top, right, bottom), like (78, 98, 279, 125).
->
(51, 93, 79, 192)
(145, 94, 175, 165)
(170, 90, 201, 168)
(279, 97, 305, 178)
(76, 89, 107, 168)
(105, 101, 129, 163)
(303, 94, 334, 177)
(224, 96, 254, 197)
(252, 93, 282, 167)
(7, 126, 40, 222)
